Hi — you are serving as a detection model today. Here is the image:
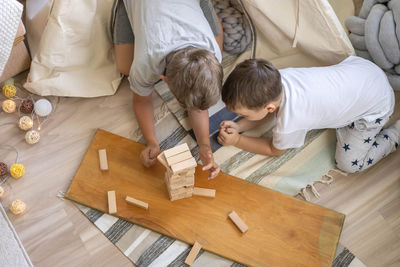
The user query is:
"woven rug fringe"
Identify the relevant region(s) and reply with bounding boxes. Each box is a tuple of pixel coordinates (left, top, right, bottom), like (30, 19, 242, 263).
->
(331, 168, 348, 176)
(57, 191, 66, 200)
(297, 169, 338, 201)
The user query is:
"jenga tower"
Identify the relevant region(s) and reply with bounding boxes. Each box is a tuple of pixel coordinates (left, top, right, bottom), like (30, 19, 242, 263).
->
(157, 143, 197, 201)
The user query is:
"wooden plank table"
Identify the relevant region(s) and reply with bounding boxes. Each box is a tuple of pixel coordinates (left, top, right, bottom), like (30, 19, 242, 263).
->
(65, 129, 345, 266)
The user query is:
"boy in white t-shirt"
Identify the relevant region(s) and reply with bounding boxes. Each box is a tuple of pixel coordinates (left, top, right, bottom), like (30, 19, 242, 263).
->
(217, 57, 399, 173)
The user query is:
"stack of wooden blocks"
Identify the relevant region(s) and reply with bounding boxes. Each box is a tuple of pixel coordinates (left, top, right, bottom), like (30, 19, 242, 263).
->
(157, 143, 197, 201)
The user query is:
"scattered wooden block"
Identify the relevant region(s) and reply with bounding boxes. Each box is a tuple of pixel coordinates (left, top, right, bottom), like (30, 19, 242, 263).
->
(185, 241, 202, 265)
(228, 211, 248, 233)
(164, 143, 189, 158)
(98, 149, 108, 171)
(107, 190, 117, 214)
(171, 157, 197, 173)
(125, 196, 148, 210)
(193, 187, 216, 198)
(166, 150, 193, 166)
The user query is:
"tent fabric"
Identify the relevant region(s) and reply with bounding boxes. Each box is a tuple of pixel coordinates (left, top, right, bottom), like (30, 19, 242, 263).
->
(23, 0, 354, 97)
(239, 0, 354, 67)
(24, 0, 122, 97)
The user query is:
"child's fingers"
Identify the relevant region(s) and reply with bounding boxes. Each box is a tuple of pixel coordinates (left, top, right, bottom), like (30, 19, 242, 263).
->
(219, 130, 228, 138)
(202, 162, 213, 171)
(217, 136, 223, 144)
(149, 149, 158, 159)
(149, 157, 157, 165)
(207, 165, 220, 179)
(142, 157, 152, 167)
(140, 148, 155, 167)
(209, 167, 220, 179)
(227, 128, 236, 134)
(143, 156, 152, 167)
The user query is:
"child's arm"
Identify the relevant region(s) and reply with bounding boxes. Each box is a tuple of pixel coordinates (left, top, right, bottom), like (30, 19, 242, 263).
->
(188, 108, 220, 179)
(217, 128, 285, 156)
(133, 93, 160, 167)
(215, 17, 223, 51)
(220, 112, 274, 133)
(200, 0, 223, 51)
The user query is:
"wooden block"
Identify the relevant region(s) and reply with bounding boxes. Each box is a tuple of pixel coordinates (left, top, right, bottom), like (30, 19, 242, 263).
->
(164, 175, 193, 201)
(167, 168, 195, 176)
(171, 157, 197, 173)
(170, 186, 194, 196)
(167, 171, 194, 184)
(107, 191, 117, 214)
(228, 211, 248, 233)
(186, 169, 195, 176)
(157, 152, 170, 170)
(166, 150, 193, 166)
(193, 187, 216, 198)
(125, 196, 148, 210)
(164, 143, 189, 158)
(169, 179, 194, 190)
(185, 241, 202, 265)
(170, 192, 192, 201)
(168, 179, 194, 189)
(98, 149, 108, 171)
(166, 168, 195, 179)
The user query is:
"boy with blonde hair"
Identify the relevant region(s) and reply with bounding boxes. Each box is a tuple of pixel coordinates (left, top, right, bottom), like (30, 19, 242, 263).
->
(113, 0, 223, 178)
(218, 57, 399, 173)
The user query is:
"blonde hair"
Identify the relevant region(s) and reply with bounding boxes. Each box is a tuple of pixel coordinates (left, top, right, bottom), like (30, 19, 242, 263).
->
(166, 47, 222, 110)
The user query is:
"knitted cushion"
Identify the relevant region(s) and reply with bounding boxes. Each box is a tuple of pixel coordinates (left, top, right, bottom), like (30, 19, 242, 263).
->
(0, 0, 23, 76)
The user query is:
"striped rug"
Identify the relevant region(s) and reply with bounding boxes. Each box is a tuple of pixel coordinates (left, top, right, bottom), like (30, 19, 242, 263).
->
(74, 86, 364, 266)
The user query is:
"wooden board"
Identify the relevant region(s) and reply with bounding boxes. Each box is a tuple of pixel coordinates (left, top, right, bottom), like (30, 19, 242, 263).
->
(65, 129, 345, 266)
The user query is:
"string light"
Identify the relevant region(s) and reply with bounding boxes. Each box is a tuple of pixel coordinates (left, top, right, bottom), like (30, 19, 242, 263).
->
(25, 130, 40, 145)
(2, 83, 17, 98)
(10, 199, 26, 215)
(1, 82, 58, 145)
(0, 145, 21, 185)
(2, 99, 16, 113)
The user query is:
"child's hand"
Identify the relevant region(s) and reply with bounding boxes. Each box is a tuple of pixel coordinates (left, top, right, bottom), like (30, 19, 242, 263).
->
(198, 144, 220, 179)
(140, 143, 160, 167)
(217, 127, 240, 146)
(219, 120, 239, 132)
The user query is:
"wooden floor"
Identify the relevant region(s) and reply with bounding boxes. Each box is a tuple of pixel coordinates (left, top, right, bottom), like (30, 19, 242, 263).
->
(1, 74, 399, 266)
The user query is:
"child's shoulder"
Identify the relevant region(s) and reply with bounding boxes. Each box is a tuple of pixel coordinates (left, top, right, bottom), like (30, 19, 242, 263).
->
(280, 56, 384, 81)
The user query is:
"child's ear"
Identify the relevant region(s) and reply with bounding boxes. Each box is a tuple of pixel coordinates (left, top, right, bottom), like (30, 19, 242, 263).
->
(265, 103, 276, 113)
(160, 75, 168, 83)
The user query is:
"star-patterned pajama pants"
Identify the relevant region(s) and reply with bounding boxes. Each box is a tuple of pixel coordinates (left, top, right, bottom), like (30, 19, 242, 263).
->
(335, 116, 399, 173)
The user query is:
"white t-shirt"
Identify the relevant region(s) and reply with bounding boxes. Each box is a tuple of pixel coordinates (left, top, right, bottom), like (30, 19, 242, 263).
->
(123, 0, 222, 96)
(273, 56, 395, 150)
